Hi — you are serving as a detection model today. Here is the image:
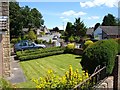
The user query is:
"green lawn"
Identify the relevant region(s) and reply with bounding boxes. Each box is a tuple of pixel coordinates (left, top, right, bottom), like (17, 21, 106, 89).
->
(17, 54, 82, 88)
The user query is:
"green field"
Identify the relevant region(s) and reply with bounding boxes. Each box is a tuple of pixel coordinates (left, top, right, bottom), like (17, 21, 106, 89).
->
(17, 54, 82, 88)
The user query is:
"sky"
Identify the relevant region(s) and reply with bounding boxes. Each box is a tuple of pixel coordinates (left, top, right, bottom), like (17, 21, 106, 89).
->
(18, 0, 119, 30)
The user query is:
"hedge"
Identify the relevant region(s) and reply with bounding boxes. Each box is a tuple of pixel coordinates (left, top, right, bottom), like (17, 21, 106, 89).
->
(114, 38, 120, 54)
(81, 39, 118, 75)
(16, 47, 64, 57)
(16, 47, 65, 61)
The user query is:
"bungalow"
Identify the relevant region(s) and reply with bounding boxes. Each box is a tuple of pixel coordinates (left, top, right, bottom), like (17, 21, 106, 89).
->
(0, 2, 10, 77)
(86, 26, 119, 40)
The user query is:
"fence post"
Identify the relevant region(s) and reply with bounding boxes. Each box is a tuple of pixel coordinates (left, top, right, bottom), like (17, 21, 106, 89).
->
(114, 55, 120, 90)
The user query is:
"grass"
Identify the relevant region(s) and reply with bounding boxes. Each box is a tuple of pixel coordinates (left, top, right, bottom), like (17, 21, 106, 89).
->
(17, 54, 82, 88)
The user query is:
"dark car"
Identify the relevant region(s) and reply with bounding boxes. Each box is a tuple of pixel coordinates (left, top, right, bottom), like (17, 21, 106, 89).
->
(14, 40, 46, 51)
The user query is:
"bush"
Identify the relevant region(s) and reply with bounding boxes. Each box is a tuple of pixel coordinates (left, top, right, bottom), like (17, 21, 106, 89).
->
(67, 43, 75, 49)
(32, 65, 89, 89)
(81, 39, 118, 75)
(65, 43, 75, 53)
(28, 30, 37, 41)
(114, 38, 120, 54)
(83, 40, 93, 50)
(68, 36, 75, 42)
(16, 47, 65, 61)
(35, 39, 44, 44)
(10, 38, 18, 44)
(0, 78, 14, 89)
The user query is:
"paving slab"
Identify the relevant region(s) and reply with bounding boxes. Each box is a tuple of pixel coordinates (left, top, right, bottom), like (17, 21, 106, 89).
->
(7, 55, 26, 84)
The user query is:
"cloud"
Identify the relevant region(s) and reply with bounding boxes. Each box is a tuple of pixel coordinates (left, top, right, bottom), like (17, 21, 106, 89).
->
(87, 16, 100, 20)
(62, 18, 70, 22)
(62, 10, 87, 17)
(80, 0, 119, 8)
(60, 17, 64, 19)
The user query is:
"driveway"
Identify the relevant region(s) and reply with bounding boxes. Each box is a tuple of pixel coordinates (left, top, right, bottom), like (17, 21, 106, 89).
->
(7, 55, 26, 84)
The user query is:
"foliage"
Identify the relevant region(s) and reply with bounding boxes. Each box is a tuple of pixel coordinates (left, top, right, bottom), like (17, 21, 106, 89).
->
(74, 18, 87, 37)
(35, 39, 44, 44)
(68, 36, 75, 42)
(0, 78, 14, 89)
(32, 65, 89, 89)
(83, 40, 94, 50)
(17, 37, 21, 42)
(53, 27, 59, 32)
(16, 47, 65, 60)
(28, 30, 37, 41)
(67, 43, 75, 49)
(94, 23, 100, 30)
(74, 36, 80, 43)
(114, 38, 120, 54)
(64, 43, 75, 53)
(48, 39, 52, 44)
(9, 2, 44, 39)
(64, 18, 87, 42)
(81, 39, 118, 75)
(10, 38, 18, 44)
(102, 13, 117, 26)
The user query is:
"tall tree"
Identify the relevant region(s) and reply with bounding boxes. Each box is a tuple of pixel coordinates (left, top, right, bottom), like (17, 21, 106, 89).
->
(9, 2, 44, 39)
(65, 22, 74, 41)
(9, 2, 22, 39)
(74, 18, 87, 37)
(65, 22, 74, 37)
(102, 14, 117, 26)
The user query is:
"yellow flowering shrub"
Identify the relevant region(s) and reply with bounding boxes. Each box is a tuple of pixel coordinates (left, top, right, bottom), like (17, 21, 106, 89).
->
(32, 65, 89, 89)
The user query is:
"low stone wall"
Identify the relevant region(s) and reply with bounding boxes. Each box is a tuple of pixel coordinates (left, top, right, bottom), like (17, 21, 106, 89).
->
(73, 48, 83, 55)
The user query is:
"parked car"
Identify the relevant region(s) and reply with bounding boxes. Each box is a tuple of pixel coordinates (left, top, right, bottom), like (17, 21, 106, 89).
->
(14, 40, 46, 51)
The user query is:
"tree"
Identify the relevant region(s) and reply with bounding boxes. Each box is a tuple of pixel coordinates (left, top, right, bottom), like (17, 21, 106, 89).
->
(102, 14, 117, 26)
(65, 22, 74, 41)
(74, 18, 87, 37)
(28, 30, 37, 41)
(53, 27, 59, 32)
(9, 2, 44, 39)
(94, 23, 100, 30)
(65, 22, 74, 37)
(9, 2, 22, 39)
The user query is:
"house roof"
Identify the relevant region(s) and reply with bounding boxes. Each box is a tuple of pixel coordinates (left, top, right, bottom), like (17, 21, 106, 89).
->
(100, 26, 119, 35)
(86, 28, 94, 35)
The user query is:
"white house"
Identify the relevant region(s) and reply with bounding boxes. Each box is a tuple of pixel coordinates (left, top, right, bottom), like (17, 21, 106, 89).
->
(86, 26, 119, 40)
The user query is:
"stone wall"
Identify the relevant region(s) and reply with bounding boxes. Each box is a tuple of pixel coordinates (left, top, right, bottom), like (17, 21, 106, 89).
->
(0, 1, 10, 78)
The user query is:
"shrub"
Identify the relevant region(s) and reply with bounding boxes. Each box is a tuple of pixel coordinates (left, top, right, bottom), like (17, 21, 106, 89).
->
(0, 78, 14, 89)
(10, 38, 18, 44)
(28, 30, 36, 41)
(68, 36, 75, 42)
(81, 39, 118, 75)
(17, 37, 21, 42)
(83, 40, 93, 50)
(65, 43, 75, 53)
(16, 47, 65, 61)
(32, 65, 89, 89)
(114, 38, 120, 54)
(74, 36, 80, 43)
(35, 39, 44, 44)
(67, 43, 75, 49)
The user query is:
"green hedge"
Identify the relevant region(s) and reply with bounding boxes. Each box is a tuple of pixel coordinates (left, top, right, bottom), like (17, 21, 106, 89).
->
(16, 47, 65, 61)
(114, 38, 120, 54)
(81, 39, 118, 75)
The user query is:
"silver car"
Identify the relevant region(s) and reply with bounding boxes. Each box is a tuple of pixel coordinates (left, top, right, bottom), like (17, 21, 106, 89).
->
(14, 40, 46, 51)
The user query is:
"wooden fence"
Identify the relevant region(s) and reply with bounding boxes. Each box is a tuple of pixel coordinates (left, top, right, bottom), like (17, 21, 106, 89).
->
(72, 66, 107, 90)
